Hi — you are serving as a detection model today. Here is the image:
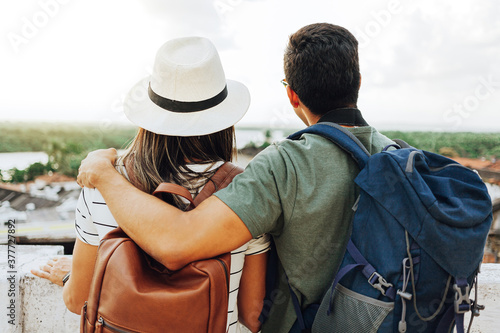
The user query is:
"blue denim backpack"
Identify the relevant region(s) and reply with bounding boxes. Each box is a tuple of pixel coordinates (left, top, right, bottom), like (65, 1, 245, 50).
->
(286, 123, 492, 333)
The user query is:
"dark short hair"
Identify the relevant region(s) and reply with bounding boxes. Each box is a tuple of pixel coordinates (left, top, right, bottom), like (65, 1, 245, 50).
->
(284, 23, 360, 115)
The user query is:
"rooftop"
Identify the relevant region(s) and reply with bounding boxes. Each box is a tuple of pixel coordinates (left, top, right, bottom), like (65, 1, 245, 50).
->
(452, 157, 500, 185)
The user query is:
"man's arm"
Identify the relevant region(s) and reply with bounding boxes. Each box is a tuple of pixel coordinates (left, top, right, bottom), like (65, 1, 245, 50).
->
(77, 149, 253, 270)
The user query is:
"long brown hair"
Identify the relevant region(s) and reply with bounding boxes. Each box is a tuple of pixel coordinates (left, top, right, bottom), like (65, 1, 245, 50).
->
(117, 126, 236, 209)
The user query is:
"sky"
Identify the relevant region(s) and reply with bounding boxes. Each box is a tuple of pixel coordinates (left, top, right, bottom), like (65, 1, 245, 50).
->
(1, 0, 499, 132)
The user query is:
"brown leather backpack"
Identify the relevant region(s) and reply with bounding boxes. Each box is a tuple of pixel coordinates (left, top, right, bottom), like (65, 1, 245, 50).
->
(81, 162, 243, 333)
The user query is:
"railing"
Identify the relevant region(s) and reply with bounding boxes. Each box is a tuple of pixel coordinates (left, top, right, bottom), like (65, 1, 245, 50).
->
(1, 245, 499, 332)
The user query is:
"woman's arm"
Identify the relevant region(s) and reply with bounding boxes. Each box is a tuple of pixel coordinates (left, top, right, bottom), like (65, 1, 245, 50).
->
(62, 239, 98, 314)
(238, 251, 269, 332)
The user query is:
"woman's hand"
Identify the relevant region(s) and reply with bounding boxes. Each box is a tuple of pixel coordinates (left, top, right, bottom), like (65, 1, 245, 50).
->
(77, 148, 118, 188)
(31, 257, 72, 287)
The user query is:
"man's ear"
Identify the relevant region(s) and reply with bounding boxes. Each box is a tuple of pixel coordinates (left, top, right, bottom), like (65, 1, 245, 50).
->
(359, 74, 362, 90)
(286, 87, 300, 108)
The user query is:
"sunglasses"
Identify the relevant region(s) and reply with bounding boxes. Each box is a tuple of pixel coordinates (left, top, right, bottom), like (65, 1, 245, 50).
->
(281, 79, 289, 88)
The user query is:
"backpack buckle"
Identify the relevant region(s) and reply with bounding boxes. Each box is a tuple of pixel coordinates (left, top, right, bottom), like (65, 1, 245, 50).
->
(368, 271, 393, 296)
(472, 303, 485, 317)
(453, 283, 471, 314)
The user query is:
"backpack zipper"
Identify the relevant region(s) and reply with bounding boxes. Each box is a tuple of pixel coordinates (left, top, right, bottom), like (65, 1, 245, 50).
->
(429, 163, 471, 173)
(98, 317, 136, 333)
(215, 258, 229, 293)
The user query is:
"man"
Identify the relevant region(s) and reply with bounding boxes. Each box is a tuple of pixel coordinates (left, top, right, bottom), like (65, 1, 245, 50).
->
(77, 23, 394, 332)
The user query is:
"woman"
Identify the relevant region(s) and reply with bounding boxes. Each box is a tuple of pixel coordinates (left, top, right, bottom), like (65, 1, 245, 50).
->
(32, 37, 269, 333)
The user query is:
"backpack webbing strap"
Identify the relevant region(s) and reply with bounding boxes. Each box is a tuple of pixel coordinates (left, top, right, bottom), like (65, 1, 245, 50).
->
(326, 262, 365, 315)
(287, 278, 307, 333)
(437, 274, 481, 333)
(348, 239, 396, 301)
(435, 305, 455, 333)
(288, 123, 370, 169)
(286, 272, 319, 333)
(258, 239, 279, 324)
(325, 239, 396, 315)
(453, 278, 471, 333)
(434, 286, 467, 333)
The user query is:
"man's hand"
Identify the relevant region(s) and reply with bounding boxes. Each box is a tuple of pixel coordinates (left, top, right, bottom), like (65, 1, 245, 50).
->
(77, 148, 118, 188)
(31, 256, 72, 287)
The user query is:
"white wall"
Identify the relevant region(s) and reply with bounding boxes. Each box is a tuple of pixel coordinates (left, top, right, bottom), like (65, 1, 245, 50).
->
(0, 245, 79, 333)
(1, 245, 499, 332)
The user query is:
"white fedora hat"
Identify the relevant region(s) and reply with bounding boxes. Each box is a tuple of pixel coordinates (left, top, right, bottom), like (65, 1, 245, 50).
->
(123, 37, 250, 136)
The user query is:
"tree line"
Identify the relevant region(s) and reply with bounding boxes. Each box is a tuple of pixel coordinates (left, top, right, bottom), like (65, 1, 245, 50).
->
(0, 123, 499, 183)
(381, 131, 500, 159)
(0, 122, 136, 182)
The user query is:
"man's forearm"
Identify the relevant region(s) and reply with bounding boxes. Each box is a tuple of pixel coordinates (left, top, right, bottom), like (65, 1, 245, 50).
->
(91, 164, 252, 270)
(92, 167, 187, 268)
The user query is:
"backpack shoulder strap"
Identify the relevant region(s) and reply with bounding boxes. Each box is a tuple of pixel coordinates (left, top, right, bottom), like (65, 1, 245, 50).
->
(151, 162, 243, 210)
(288, 122, 371, 169)
(193, 162, 244, 205)
(153, 183, 196, 209)
(393, 139, 412, 149)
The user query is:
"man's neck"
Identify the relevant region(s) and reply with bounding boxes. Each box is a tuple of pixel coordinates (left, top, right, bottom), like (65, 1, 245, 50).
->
(305, 112, 322, 126)
(316, 107, 369, 127)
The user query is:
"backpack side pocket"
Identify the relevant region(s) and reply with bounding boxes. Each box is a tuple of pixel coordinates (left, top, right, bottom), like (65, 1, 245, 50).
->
(312, 284, 394, 333)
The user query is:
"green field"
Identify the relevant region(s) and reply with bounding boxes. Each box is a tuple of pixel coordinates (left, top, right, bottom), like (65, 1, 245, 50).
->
(0, 122, 137, 181)
(381, 131, 500, 159)
(0, 122, 137, 153)
(1, 122, 499, 182)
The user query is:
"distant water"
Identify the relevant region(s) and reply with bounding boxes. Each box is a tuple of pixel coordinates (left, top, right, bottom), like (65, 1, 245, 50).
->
(235, 129, 290, 148)
(0, 152, 48, 170)
(0, 130, 285, 170)
(0, 145, 499, 200)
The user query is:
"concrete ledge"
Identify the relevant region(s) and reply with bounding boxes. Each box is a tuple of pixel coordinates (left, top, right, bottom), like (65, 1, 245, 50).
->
(1, 245, 79, 333)
(465, 263, 500, 332)
(1, 246, 499, 332)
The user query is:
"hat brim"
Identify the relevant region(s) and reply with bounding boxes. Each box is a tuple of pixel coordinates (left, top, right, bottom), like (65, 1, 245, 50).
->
(124, 78, 250, 136)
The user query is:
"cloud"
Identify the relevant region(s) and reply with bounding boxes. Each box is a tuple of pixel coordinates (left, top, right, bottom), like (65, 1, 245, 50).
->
(355, 0, 500, 131)
(0, 0, 498, 131)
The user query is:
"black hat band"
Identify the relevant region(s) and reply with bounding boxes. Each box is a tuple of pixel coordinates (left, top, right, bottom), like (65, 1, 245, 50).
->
(148, 83, 228, 113)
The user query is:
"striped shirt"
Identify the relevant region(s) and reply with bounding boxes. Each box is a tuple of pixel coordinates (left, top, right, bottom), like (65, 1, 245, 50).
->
(74, 162, 270, 333)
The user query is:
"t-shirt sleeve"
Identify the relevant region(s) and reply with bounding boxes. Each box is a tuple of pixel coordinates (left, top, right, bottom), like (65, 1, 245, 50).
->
(245, 234, 271, 256)
(74, 188, 100, 246)
(215, 144, 295, 237)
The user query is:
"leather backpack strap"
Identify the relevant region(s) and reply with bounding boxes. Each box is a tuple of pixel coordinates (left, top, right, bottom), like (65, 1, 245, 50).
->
(193, 162, 244, 206)
(153, 183, 195, 210)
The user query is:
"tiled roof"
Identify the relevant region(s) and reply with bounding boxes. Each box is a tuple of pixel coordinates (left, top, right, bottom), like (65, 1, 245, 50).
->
(0, 186, 80, 212)
(493, 199, 500, 213)
(0, 188, 58, 211)
(35, 173, 76, 183)
(452, 157, 500, 185)
(452, 157, 500, 170)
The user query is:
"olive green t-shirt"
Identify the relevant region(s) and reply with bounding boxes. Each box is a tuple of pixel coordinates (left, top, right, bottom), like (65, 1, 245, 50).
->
(215, 126, 393, 333)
